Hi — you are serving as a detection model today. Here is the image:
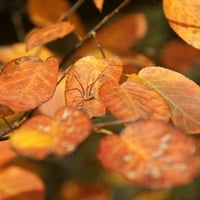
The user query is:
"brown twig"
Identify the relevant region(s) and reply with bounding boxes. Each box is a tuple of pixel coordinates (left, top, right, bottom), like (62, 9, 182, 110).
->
(59, 0, 132, 68)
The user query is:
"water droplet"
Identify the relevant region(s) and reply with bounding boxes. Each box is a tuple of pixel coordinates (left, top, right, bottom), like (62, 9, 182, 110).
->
(125, 171, 137, 180)
(160, 133, 171, 143)
(62, 109, 71, 120)
(123, 154, 133, 162)
(152, 150, 163, 158)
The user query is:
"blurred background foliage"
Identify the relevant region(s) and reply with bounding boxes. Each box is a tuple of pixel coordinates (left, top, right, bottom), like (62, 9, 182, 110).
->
(0, 0, 200, 199)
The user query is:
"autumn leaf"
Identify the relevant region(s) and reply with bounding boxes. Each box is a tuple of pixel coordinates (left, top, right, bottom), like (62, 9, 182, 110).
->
(26, 21, 75, 50)
(0, 56, 59, 112)
(163, 0, 200, 49)
(26, 0, 85, 36)
(99, 78, 170, 122)
(0, 141, 17, 166)
(65, 56, 123, 117)
(60, 181, 111, 200)
(98, 120, 200, 189)
(139, 67, 200, 133)
(0, 165, 45, 200)
(93, 0, 105, 12)
(0, 43, 53, 64)
(160, 39, 200, 73)
(11, 106, 92, 159)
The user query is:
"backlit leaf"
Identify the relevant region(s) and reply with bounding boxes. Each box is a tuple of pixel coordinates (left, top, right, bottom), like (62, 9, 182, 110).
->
(93, 0, 105, 12)
(0, 165, 45, 200)
(99, 78, 170, 122)
(98, 120, 200, 189)
(11, 106, 92, 159)
(26, 21, 74, 50)
(0, 43, 53, 64)
(65, 56, 123, 117)
(139, 67, 200, 133)
(60, 181, 111, 200)
(0, 141, 17, 166)
(0, 56, 59, 112)
(163, 0, 200, 49)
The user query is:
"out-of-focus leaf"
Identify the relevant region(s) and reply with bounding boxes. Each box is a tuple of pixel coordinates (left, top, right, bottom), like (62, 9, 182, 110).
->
(0, 141, 17, 166)
(65, 56, 123, 117)
(93, 0, 105, 12)
(60, 181, 111, 200)
(37, 70, 66, 117)
(98, 120, 200, 189)
(139, 67, 200, 133)
(0, 56, 59, 112)
(11, 106, 92, 160)
(0, 43, 53, 64)
(76, 14, 147, 58)
(26, 21, 74, 50)
(0, 165, 45, 200)
(160, 39, 200, 73)
(99, 78, 170, 122)
(163, 0, 200, 49)
(26, 0, 85, 37)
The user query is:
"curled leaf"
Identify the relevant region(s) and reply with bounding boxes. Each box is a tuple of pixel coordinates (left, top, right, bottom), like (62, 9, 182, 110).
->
(0, 56, 59, 112)
(139, 67, 200, 133)
(98, 120, 200, 189)
(26, 21, 74, 50)
(11, 106, 92, 159)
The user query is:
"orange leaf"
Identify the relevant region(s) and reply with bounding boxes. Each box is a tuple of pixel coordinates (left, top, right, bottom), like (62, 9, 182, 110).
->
(0, 165, 45, 200)
(65, 56, 123, 117)
(93, 0, 105, 12)
(160, 39, 200, 73)
(26, 21, 74, 50)
(98, 120, 200, 189)
(139, 67, 200, 133)
(0, 43, 53, 64)
(61, 181, 111, 200)
(0, 56, 59, 112)
(99, 78, 170, 122)
(0, 141, 17, 166)
(11, 106, 92, 159)
(163, 0, 200, 49)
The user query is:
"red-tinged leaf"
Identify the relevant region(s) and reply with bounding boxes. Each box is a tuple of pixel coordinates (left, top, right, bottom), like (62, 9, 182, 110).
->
(0, 141, 17, 166)
(0, 105, 13, 118)
(61, 181, 111, 200)
(99, 78, 170, 122)
(160, 39, 200, 73)
(26, 21, 74, 50)
(139, 67, 200, 133)
(98, 120, 200, 189)
(93, 0, 105, 12)
(10, 106, 92, 159)
(0, 56, 59, 112)
(65, 56, 123, 117)
(163, 0, 200, 49)
(0, 165, 45, 200)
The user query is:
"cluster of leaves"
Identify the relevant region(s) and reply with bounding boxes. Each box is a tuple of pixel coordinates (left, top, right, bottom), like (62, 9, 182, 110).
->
(1, 0, 200, 199)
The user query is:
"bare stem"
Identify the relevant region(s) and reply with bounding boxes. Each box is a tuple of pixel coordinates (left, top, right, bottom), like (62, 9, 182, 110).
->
(60, 0, 131, 68)
(59, 0, 86, 21)
(94, 118, 140, 129)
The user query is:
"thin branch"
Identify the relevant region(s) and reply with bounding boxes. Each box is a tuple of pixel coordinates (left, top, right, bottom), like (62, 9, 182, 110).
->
(94, 118, 140, 129)
(59, 0, 86, 21)
(60, 0, 131, 68)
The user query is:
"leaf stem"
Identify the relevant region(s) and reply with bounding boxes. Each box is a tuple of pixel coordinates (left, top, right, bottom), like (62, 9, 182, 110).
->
(59, 0, 131, 68)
